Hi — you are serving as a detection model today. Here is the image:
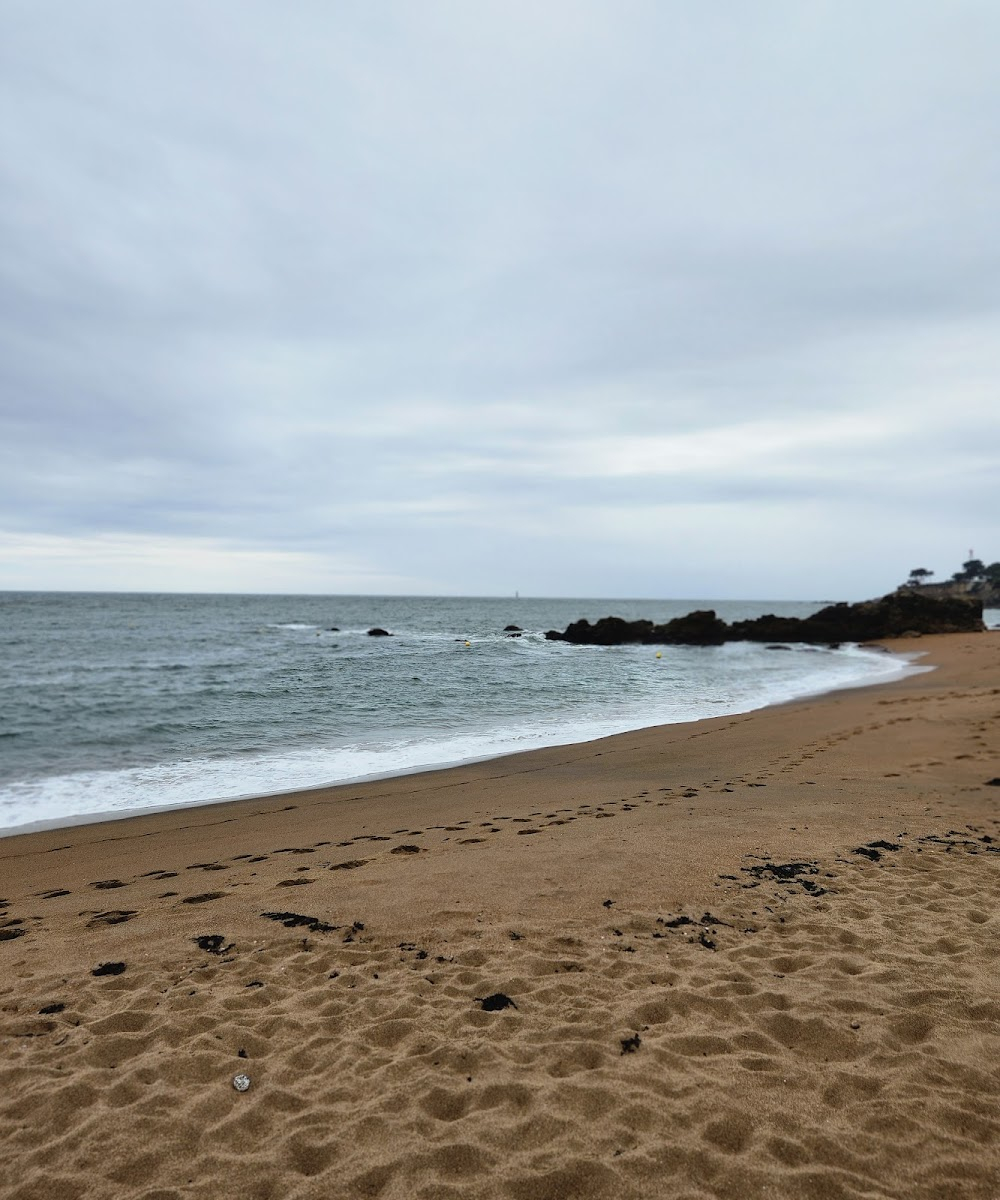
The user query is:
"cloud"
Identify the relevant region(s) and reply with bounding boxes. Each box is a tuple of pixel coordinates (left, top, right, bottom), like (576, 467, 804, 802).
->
(1, 2, 999, 598)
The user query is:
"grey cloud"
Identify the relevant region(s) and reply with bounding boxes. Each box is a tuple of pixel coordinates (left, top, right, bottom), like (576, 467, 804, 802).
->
(1, 2, 999, 597)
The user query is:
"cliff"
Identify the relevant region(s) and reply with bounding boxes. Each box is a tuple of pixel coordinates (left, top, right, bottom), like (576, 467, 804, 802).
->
(898, 580, 1000, 607)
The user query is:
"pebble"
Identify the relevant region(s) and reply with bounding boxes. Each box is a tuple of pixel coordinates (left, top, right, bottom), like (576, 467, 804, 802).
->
(233, 1073, 251, 1092)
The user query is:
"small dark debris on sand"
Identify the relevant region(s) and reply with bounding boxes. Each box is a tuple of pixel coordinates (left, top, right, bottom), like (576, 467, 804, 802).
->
(260, 911, 338, 933)
(390, 845, 422, 855)
(742, 860, 817, 881)
(193, 934, 234, 955)
(985, 778, 1000, 787)
(182, 892, 227, 905)
(741, 860, 826, 893)
(329, 859, 369, 871)
(91, 879, 127, 890)
(276, 878, 313, 887)
(477, 992, 517, 1012)
(38, 1002, 65, 1014)
(854, 840, 903, 861)
(0, 927, 26, 941)
(92, 962, 126, 977)
(40, 889, 71, 899)
(659, 915, 695, 929)
(620, 1034, 642, 1054)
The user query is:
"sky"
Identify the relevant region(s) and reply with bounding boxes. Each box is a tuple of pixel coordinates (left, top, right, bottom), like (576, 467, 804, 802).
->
(1, 2, 998, 600)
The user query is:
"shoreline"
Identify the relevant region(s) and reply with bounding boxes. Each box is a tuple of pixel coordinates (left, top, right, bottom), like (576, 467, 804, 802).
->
(1, 630, 998, 1199)
(0, 640, 924, 841)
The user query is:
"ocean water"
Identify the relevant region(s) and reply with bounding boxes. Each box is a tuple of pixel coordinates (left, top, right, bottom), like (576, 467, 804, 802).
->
(0, 592, 933, 835)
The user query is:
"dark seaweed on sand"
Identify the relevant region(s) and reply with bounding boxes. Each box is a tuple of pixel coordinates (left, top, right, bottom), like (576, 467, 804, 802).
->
(193, 934, 234, 954)
(260, 911, 338, 933)
(92, 961, 126, 976)
(477, 993, 517, 1012)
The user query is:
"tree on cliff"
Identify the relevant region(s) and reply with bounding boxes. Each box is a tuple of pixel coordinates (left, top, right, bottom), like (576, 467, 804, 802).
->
(952, 558, 986, 583)
(907, 567, 934, 585)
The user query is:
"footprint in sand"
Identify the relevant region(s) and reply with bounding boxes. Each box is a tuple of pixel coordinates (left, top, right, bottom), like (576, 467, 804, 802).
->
(86, 911, 137, 928)
(182, 892, 228, 905)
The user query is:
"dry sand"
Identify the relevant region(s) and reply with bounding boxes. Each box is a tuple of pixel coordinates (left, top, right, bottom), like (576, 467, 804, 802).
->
(1, 632, 998, 1200)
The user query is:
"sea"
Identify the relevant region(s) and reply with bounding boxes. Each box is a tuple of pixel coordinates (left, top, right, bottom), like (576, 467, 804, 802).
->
(2, 591, 984, 838)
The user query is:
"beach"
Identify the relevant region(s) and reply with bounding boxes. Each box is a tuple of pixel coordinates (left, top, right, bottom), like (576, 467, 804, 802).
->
(1, 631, 997, 1199)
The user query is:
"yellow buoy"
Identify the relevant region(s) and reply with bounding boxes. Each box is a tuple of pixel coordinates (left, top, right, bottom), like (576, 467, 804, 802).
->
(655, 651, 662, 659)
(465, 641, 471, 647)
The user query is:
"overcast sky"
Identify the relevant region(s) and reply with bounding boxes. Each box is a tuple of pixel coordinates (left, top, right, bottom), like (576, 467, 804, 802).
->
(1, 2, 998, 600)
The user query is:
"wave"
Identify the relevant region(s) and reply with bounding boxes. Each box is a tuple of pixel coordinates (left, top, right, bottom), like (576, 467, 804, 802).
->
(0, 643, 922, 836)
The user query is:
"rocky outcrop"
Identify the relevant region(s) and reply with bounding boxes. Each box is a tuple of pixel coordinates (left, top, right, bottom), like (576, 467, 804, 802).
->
(544, 591, 985, 647)
(367, 627, 392, 637)
(901, 581, 1000, 606)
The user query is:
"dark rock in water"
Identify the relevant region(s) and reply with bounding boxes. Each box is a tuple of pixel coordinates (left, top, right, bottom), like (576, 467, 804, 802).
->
(367, 627, 392, 637)
(503, 624, 523, 632)
(92, 961, 126, 976)
(766, 644, 792, 651)
(659, 609, 730, 645)
(545, 591, 984, 646)
(477, 992, 517, 1012)
(505, 630, 523, 638)
(327, 627, 339, 632)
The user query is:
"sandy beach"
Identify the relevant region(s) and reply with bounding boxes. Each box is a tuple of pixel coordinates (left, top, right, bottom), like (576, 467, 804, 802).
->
(1, 631, 998, 1200)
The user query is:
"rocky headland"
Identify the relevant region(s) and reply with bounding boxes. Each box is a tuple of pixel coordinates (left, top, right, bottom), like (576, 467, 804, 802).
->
(544, 590, 985, 647)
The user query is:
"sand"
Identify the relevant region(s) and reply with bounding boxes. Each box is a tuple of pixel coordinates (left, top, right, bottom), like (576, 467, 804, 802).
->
(1, 632, 998, 1200)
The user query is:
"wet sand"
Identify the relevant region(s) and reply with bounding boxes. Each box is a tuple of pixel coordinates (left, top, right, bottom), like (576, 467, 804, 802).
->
(1, 632, 998, 1199)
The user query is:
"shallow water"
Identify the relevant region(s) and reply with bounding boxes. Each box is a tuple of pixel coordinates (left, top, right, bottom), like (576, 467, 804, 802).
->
(0, 592, 925, 832)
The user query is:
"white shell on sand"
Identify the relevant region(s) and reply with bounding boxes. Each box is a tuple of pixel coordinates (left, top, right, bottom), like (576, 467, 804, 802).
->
(232, 1074, 251, 1092)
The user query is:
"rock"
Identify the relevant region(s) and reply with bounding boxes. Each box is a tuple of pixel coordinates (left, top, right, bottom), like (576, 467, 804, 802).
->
(367, 627, 392, 637)
(503, 624, 523, 632)
(545, 591, 984, 647)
